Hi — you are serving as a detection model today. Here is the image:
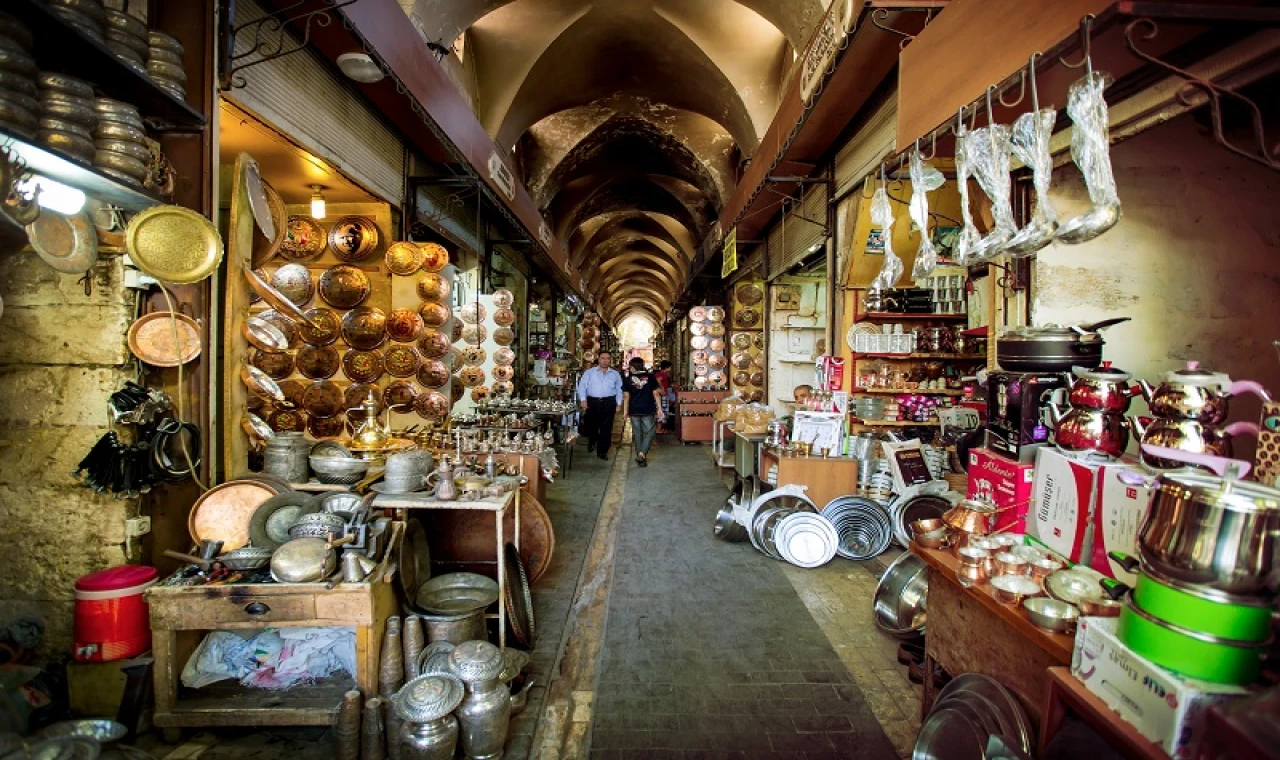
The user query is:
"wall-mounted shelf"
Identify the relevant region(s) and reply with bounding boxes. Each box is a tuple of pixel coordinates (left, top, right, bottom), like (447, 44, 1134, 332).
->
(850, 418, 939, 427)
(853, 387, 966, 396)
(852, 352, 987, 360)
(860, 313, 968, 321)
(1, 128, 163, 211)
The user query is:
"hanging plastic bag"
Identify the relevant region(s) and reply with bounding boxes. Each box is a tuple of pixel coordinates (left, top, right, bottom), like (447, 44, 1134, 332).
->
(908, 149, 946, 279)
(1006, 108, 1060, 256)
(1057, 71, 1120, 243)
(966, 123, 1016, 261)
(869, 186, 902, 290)
(954, 129, 982, 266)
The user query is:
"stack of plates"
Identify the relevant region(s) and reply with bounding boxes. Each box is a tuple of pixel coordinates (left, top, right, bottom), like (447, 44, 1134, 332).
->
(93, 98, 148, 187)
(913, 674, 1034, 759)
(47, 0, 107, 43)
(104, 8, 150, 75)
(147, 31, 187, 102)
(862, 469, 895, 503)
(821, 495, 892, 560)
(36, 72, 97, 163)
(773, 511, 839, 568)
(745, 486, 817, 560)
(0, 14, 38, 138)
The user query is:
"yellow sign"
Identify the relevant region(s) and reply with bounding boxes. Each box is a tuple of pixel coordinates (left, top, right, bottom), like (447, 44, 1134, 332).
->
(721, 225, 737, 278)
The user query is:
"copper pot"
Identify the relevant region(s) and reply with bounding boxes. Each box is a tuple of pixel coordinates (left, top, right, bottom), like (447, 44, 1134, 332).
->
(942, 500, 998, 534)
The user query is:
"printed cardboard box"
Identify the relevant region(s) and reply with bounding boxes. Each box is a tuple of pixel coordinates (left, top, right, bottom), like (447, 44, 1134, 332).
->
(966, 447, 1034, 533)
(1028, 447, 1098, 562)
(1089, 459, 1150, 586)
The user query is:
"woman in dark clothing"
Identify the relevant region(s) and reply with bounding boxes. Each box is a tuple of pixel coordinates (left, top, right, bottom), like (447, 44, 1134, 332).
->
(622, 357, 665, 466)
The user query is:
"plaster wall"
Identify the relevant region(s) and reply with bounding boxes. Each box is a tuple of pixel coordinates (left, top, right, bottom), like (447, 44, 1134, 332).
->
(0, 254, 137, 657)
(767, 274, 828, 418)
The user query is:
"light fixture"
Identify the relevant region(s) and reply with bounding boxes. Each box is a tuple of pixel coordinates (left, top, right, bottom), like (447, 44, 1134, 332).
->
(336, 52, 385, 83)
(18, 175, 85, 215)
(309, 185, 326, 219)
(807, 241, 824, 253)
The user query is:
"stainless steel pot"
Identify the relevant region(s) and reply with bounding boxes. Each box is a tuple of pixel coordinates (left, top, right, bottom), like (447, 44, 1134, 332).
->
(873, 552, 928, 637)
(1136, 470, 1280, 600)
(1065, 363, 1137, 413)
(996, 318, 1129, 372)
(1137, 361, 1270, 424)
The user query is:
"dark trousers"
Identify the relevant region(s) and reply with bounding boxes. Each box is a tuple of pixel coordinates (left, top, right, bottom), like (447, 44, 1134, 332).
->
(583, 397, 617, 457)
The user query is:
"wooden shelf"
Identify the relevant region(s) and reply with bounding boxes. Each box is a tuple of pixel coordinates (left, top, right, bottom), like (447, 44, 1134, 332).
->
(861, 313, 968, 321)
(853, 387, 966, 396)
(852, 352, 986, 360)
(163, 678, 353, 727)
(1040, 667, 1171, 760)
(6, 0, 206, 127)
(1, 127, 163, 211)
(850, 419, 938, 427)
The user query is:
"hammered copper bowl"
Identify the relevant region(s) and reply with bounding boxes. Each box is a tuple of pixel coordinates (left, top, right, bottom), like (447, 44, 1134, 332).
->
(493, 326, 515, 346)
(299, 308, 340, 346)
(418, 330, 450, 359)
(318, 264, 371, 308)
(414, 390, 450, 421)
(302, 380, 344, 418)
(417, 273, 451, 301)
(418, 301, 451, 329)
(384, 345, 421, 377)
(342, 349, 385, 383)
(419, 241, 448, 272)
(493, 308, 515, 327)
(385, 380, 420, 411)
(297, 345, 340, 379)
(417, 360, 450, 388)
(386, 307, 425, 343)
(341, 307, 387, 350)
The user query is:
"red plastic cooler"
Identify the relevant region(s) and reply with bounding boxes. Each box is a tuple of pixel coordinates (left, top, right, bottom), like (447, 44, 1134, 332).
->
(73, 565, 158, 662)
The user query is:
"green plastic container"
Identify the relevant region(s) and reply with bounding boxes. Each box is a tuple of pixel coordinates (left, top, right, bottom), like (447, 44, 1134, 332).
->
(1132, 573, 1274, 642)
(1118, 597, 1265, 685)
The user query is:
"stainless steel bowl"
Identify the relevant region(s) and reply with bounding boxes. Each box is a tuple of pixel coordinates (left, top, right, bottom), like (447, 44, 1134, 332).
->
(873, 552, 928, 638)
(36, 719, 127, 743)
(288, 511, 346, 539)
(1023, 597, 1079, 634)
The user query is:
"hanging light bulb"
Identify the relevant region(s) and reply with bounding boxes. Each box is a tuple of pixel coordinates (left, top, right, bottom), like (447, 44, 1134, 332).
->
(309, 184, 326, 219)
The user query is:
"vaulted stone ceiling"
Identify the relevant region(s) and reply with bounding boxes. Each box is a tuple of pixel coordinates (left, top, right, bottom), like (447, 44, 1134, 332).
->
(405, 0, 828, 326)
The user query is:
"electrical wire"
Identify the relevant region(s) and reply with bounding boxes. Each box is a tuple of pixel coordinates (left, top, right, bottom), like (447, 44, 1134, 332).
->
(158, 283, 208, 491)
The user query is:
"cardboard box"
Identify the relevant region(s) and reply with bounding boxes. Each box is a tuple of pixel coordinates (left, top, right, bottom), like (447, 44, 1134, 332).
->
(1071, 617, 1248, 758)
(1028, 447, 1098, 562)
(986, 372, 1066, 461)
(966, 447, 1034, 533)
(1089, 459, 1151, 586)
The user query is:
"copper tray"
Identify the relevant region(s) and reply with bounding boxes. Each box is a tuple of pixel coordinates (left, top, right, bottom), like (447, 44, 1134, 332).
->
(690, 322, 707, 336)
(733, 371, 750, 387)
(255, 310, 300, 349)
(458, 366, 485, 387)
(706, 306, 725, 323)
(244, 264, 314, 326)
(461, 345, 486, 367)
(708, 322, 726, 337)
(303, 379, 344, 418)
(418, 301, 451, 330)
(416, 360, 449, 388)
(691, 350, 709, 365)
(416, 272, 451, 302)
(730, 352, 751, 370)
(493, 380, 514, 396)
(493, 308, 515, 327)
(492, 288, 515, 309)
(127, 311, 201, 367)
(308, 414, 345, 439)
(493, 326, 514, 346)
(383, 345, 420, 378)
(504, 543, 534, 648)
(384, 380, 420, 411)
(709, 338, 726, 353)
(450, 382, 465, 403)
(250, 347, 293, 380)
(736, 283, 763, 306)
(419, 241, 449, 272)
(327, 215, 378, 262)
(341, 306, 387, 350)
(270, 263, 313, 307)
(461, 324, 487, 344)
(748, 389, 764, 403)
(689, 306, 707, 321)
(709, 370, 727, 387)
(471, 386, 490, 403)
(458, 302, 486, 325)
(188, 479, 279, 551)
(296, 344, 340, 379)
(242, 315, 289, 352)
(299, 307, 340, 346)
(342, 348, 385, 383)
(28, 207, 98, 274)
(386, 308, 424, 343)
(694, 364, 709, 377)
(731, 333, 752, 350)
(690, 335, 709, 350)
(750, 371, 765, 386)
(450, 320, 464, 342)
(345, 383, 382, 419)
(417, 330, 450, 359)
(278, 379, 307, 409)
(493, 365, 514, 382)
(735, 308, 761, 328)
(280, 215, 326, 261)
(318, 265, 371, 309)
(493, 347, 515, 366)
(268, 408, 306, 432)
(250, 179, 287, 267)
(753, 333, 765, 349)
(384, 241, 424, 275)
(709, 354, 727, 370)
(245, 158, 275, 243)
(423, 492, 555, 585)
(413, 390, 450, 421)
(241, 364, 287, 405)
(752, 352, 765, 369)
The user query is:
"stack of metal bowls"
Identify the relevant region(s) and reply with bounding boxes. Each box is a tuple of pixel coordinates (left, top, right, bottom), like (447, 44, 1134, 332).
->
(37, 73, 97, 163)
(913, 674, 1034, 758)
(47, 0, 107, 43)
(146, 31, 186, 102)
(773, 511, 839, 568)
(93, 98, 148, 187)
(821, 495, 892, 560)
(873, 552, 928, 638)
(103, 8, 150, 75)
(264, 432, 311, 484)
(0, 14, 38, 138)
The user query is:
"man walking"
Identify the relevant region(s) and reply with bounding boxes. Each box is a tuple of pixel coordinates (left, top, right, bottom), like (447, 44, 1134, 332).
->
(576, 351, 623, 460)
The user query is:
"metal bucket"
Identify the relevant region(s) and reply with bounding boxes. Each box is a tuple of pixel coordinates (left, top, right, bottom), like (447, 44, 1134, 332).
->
(422, 608, 487, 644)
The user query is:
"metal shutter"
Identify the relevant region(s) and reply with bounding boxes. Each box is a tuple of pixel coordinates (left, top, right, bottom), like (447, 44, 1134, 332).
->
(765, 182, 829, 280)
(834, 92, 897, 199)
(227, 0, 405, 205)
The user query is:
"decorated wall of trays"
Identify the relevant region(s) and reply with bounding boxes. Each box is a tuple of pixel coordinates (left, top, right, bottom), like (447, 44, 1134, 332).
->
(578, 312, 601, 366)
(450, 289, 518, 413)
(728, 331, 767, 402)
(732, 279, 765, 332)
(688, 305, 728, 390)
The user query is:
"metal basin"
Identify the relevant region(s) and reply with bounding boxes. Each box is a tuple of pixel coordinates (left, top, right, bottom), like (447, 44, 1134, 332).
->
(415, 572, 499, 614)
(874, 552, 928, 638)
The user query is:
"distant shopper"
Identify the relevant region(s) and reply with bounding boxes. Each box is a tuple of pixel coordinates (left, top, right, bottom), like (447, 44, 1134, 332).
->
(654, 360, 674, 431)
(623, 357, 664, 467)
(576, 351, 623, 460)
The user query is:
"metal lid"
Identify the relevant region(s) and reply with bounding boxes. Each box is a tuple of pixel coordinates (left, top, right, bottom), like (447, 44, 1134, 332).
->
(417, 641, 457, 677)
(1162, 361, 1230, 390)
(393, 672, 465, 722)
(497, 648, 530, 683)
(448, 640, 503, 682)
(1072, 363, 1131, 382)
(1157, 471, 1280, 513)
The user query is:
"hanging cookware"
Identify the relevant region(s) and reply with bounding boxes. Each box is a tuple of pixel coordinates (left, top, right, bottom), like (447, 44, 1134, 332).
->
(296, 344, 341, 380)
(419, 241, 449, 272)
(415, 390, 450, 421)
(341, 306, 387, 350)
(327, 215, 378, 262)
(1116, 594, 1266, 685)
(1056, 71, 1122, 244)
(244, 264, 315, 326)
(385, 241, 425, 275)
(242, 315, 290, 352)
(492, 288, 514, 309)
(996, 317, 1129, 372)
(417, 273, 451, 302)
(459, 302, 486, 325)
(126, 205, 223, 283)
(342, 349, 385, 383)
(299, 308, 340, 346)
(1136, 361, 1270, 424)
(418, 301, 451, 330)
(384, 380, 420, 411)
(418, 330, 450, 359)
(27, 206, 98, 273)
(303, 380, 345, 419)
(319, 265, 371, 309)
(384, 345, 420, 378)
(127, 309, 202, 367)
(417, 360, 449, 388)
(387, 307, 425, 343)
(280, 215, 326, 261)
(269, 263, 314, 307)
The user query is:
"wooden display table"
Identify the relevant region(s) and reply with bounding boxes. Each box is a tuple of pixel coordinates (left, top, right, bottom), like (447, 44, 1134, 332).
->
(1040, 667, 1170, 760)
(912, 543, 1074, 724)
(759, 446, 859, 509)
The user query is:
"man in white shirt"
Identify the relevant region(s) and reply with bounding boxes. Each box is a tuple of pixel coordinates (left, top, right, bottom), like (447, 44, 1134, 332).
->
(576, 351, 623, 460)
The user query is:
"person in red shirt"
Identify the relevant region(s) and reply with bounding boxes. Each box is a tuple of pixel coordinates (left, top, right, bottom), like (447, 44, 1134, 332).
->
(654, 361, 674, 432)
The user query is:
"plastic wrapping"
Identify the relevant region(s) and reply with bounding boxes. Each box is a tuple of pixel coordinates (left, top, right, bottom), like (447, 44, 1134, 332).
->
(966, 123, 1016, 261)
(869, 186, 903, 290)
(1006, 108, 1059, 256)
(908, 149, 946, 279)
(1057, 71, 1121, 243)
(953, 129, 982, 266)
(714, 394, 745, 422)
(732, 402, 775, 434)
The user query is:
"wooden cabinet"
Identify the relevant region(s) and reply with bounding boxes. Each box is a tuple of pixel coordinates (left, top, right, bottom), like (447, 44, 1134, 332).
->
(759, 447, 860, 509)
(676, 391, 727, 443)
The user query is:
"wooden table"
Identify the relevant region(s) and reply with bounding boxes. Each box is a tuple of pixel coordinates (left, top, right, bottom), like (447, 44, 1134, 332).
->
(759, 447, 860, 509)
(1040, 667, 1170, 760)
(913, 543, 1074, 724)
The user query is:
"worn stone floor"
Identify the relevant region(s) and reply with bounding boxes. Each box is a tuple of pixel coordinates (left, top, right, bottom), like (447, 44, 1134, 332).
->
(138, 432, 920, 759)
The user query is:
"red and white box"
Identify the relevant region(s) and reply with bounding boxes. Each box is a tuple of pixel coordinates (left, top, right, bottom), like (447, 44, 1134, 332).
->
(1028, 447, 1100, 563)
(966, 447, 1034, 534)
(1089, 458, 1150, 586)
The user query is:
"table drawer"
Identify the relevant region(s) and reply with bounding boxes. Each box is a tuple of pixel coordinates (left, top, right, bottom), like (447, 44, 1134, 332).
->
(150, 591, 317, 628)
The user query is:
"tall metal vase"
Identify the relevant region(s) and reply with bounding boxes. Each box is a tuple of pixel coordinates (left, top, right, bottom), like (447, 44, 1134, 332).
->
(335, 689, 362, 760)
(449, 641, 510, 760)
(379, 616, 404, 697)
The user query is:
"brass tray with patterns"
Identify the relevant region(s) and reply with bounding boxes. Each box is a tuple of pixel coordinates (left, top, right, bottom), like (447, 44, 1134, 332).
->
(343, 349, 385, 383)
(418, 301, 451, 330)
(384, 380, 420, 411)
(419, 242, 449, 272)
(327, 215, 379, 262)
(299, 308, 340, 346)
(383, 345, 421, 378)
(417, 330, 450, 359)
(416, 360, 449, 389)
(125, 205, 222, 284)
(318, 264, 371, 309)
(385, 241, 424, 275)
(270, 263, 313, 307)
(341, 306, 387, 350)
(416, 272, 451, 302)
(280, 215, 326, 261)
(302, 380, 345, 418)
(250, 347, 294, 380)
(296, 344, 340, 380)
(386, 308, 425, 343)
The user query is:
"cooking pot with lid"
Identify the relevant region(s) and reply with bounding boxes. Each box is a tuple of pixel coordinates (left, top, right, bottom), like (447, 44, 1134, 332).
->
(996, 318, 1129, 372)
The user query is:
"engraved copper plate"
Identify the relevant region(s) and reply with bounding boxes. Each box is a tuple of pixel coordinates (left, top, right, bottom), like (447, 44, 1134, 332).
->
(581, 326, 598, 340)
(385, 241, 424, 275)
(385, 379, 420, 411)
(189, 480, 277, 551)
(345, 383, 382, 420)
(414, 390, 450, 421)
(493, 380, 514, 396)
(461, 324, 487, 344)
(493, 308, 515, 327)
(416, 272, 451, 302)
(268, 408, 306, 432)
(387, 308, 424, 343)
(753, 333, 765, 349)
(735, 308, 761, 328)
(416, 359, 449, 388)
(384, 345, 421, 378)
(748, 389, 764, 403)
(341, 307, 387, 350)
(736, 283, 763, 306)
(419, 242, 448, 272)
(450, 382, 465, 403)
(709, 354, 727, 370)
(708, 322, 726, 337)
(278, 379, 307, 408)
(462, 345, 486, 367)
(733, 371, 750, 387)
(327, 215, 378, 262)
(270, 263, 313, 307)
(299, 308, 340, 346)
(250, 348, 294, 380)
(694, 364, 709, 376)
(459, 302, 486, 325)
(342, 348, 385, 383)
(691, 350, 709, 365)
(297, 344, 340, 379)
(732, 333, 752, 350)
(493, 365, 514, 381)
(258, 309, 302, 349)
(689, 306, 707, 321)
(493, 326, 514, 346)
(706, 306, 725, 323)
(492, 288, 514, 309)
(303, 380, 344, 418)
(471, 386, 490, 403)
(418, 301, 451, 330)
(709, 370, 727, 387)
(458, 366, 485, 387)
(752, 352, 765, 368)
(247, 393, 267, 415)
(309, 414, 345, 438)
(450, 320, 464, 343)
(709, 338, 726, 352)
(417, 330, 450, 359)
(690, 335, 709, 350)
(690, 322, 707, 336)
(731, 352, 751, 370)
(693, 376, 707, 388)
(493, 347, 515, 366)
(280, 215, 326, 261)
(318, 264, 371, 309)
(750, 371, 765, 386)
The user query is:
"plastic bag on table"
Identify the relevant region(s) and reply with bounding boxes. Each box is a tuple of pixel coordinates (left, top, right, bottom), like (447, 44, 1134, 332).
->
(1006, 108, 1059, 256)
(953, 129, 982, 266)
(908, 149, 946, 279)
(966, 122, 1016, 262)
(869, 187, 903, 290)
(243, 627, 355, 690)
(1057, 71, 1120, 243)
(180, 630, 282, 688)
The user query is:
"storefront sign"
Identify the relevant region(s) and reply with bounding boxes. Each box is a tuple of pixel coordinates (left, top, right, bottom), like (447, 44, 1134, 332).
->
(721, 225, 737, 278)
(538, 220, 553, 249)
(486, 151, 516, 201)
(800, 0, 854, 104)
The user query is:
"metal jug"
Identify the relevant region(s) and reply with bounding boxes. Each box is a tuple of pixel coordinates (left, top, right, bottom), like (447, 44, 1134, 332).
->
(393, 673, 465, 760)
(1137, 361, 1270, 423)
(428, 457, 458, 502)
(449, 642, 510, 760)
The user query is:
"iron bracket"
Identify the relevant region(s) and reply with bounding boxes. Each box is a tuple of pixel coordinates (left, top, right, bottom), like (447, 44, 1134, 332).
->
(220, 0, 362, 91)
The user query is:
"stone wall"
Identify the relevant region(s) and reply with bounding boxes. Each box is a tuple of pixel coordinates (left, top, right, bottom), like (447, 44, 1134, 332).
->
(0, 252, 137, 658)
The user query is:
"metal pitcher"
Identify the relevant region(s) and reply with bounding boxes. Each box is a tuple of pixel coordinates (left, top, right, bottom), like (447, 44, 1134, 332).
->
(449, 642, 509, 760)
(399, 716, 460, 760)
(428, 456, 458, 502)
